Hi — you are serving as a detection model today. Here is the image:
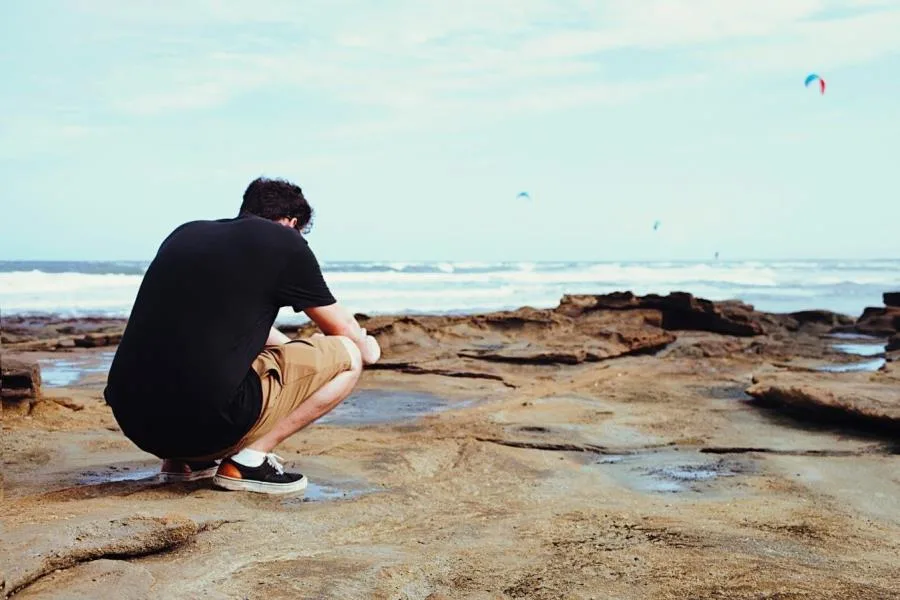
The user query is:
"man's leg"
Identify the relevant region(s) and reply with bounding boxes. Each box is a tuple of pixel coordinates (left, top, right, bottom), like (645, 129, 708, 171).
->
(213, 336, 361, 494)
(245, 337, 361, 453)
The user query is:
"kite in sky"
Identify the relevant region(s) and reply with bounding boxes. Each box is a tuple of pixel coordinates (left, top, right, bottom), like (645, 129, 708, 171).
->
(804, 73, 826, 95)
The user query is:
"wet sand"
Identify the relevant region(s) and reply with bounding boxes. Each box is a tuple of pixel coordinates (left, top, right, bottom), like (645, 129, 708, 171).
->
(2, 301, 900, 599)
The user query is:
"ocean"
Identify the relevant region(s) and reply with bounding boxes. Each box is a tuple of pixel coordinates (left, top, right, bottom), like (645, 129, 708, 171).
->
(1, 260, 897, 325)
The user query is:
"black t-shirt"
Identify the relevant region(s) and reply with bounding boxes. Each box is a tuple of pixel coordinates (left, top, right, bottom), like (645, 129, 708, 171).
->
(104, 214, 336, 458)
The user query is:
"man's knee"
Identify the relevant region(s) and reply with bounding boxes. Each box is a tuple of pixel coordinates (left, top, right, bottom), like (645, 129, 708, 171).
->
(335, 336, 363, 373)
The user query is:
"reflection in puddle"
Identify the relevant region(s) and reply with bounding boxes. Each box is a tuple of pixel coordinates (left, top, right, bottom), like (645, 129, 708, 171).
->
(831, 343, 885, 357)
(76, 468, 158, 485)
(818, 341, 886, 373)
(319, 389, 468, 426)
(39, 352, 115, 387)
(39, 359, 467, 427)
(283, 480, 375, 504)
(591, 451, 747, 495)
(654, 465, 726, 483)
(817, 358, 886, 373)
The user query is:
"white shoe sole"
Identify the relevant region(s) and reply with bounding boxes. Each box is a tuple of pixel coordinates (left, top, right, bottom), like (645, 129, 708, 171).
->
(212, 474, 308, 495)
(159, 466, 219, 483)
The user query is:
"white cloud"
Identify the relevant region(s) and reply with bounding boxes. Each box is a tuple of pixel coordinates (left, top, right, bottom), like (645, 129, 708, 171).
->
(712, 8, 900, 74)
(0, 119, 99, 159)
(520, 0, 826, 58)
(23, 1, 900, 129)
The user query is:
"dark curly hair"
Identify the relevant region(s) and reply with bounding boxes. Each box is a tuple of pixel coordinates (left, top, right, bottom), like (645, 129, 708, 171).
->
(239, 177, 314, 234)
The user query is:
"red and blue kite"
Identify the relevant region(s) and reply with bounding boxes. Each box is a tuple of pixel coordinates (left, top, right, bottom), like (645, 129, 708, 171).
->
(805, 73, 826, 95)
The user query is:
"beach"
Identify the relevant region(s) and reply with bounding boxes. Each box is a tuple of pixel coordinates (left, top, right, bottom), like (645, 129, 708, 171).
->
(7, 0, 900, 595)
(2, 290, 899, 599)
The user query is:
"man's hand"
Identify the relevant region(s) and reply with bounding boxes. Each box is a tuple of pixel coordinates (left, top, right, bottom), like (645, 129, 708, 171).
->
(312, 327, 381, 365)
(304, 303, 382, 365)
(359, 328, 382, 365)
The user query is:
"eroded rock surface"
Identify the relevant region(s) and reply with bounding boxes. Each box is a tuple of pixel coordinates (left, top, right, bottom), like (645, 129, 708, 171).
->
(0, 515, 199, 598)
(746, 372, 900, 434)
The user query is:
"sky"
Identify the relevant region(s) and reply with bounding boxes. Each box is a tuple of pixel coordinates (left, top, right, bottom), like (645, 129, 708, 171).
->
(1, 0, 899, 263)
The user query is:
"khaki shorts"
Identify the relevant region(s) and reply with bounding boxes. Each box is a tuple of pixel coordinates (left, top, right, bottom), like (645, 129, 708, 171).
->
(189, 337, 352, 461)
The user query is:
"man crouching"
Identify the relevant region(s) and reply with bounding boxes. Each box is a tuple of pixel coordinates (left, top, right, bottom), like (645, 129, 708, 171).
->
(103, 177, 381, 494)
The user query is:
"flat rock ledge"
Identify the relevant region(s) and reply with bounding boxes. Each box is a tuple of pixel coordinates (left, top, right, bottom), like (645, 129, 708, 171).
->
(746, 372, 900, 437)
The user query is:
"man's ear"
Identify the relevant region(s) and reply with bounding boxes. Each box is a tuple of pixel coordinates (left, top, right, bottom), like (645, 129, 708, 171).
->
(289, 217, 299, 229)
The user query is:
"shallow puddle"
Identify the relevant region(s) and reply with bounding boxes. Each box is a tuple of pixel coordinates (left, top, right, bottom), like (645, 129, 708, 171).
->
(319, 389, 467, 426)
(283, 480, 375, 504)
(817, 358, 886, 373)
(590, 450, 750, 495)
(39, 358, 463, 426)
(695, 384, 753, 401)
(39, 352, 115, 387)
(76, 467, 159, 485)
(73, 465, 375, 503)
(817, 341, 886, 373)
(831, 343, 885, 357)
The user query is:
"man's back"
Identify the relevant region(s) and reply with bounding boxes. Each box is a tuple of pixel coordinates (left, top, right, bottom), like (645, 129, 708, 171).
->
(104, 214, 335, 458)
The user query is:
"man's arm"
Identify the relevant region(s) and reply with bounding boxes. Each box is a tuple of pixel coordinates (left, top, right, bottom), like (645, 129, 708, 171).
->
(304, 303, 381, 365)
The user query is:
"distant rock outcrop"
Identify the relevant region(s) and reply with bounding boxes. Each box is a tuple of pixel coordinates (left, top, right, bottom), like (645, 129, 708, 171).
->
(887, 333, 900, 353)
(1, 315, 126, 350)
(557, 292, 767, 336)
(851, 306, 900, 337)
(287, 292, 828, 373)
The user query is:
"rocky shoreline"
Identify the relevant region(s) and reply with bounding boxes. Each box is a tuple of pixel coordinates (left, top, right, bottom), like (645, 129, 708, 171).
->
(2, 291, 899, 599)
(5, 289, 897, 351)
(0, 316, 126, 350)
(4, 291, 898, 427)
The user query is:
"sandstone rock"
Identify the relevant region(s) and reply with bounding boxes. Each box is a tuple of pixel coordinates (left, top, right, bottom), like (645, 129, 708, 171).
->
(666, 337, 748, 359)
(296, 301, 678, 367)
(8, 339, 59, 351)
(0, 332, 27, 344)
(746, 372, 900, 434)
(74, 333, 109, 348)
(788, 310, 852, 325)
(1, 315, 127, 345)
(11, 560, 155, 600)
(0, 514, 198, 598)
(884, 292, 900, 307)
(293, 292, 857, 370)
(559, 292, 765, 336)
(785, 310, 855, 331)
(51, 396, 86, 411)
(1, 355, 42, 402)
(461, 307, 673, 365)
(558, 291, 640, 313)
(56, 338, 76, 349)
(887, 334, 900, 353)
(852, 306, 900, 336)
(885, 347, 900, 366)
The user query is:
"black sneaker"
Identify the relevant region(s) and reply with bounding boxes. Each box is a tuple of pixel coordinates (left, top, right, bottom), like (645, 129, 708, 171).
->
(160, 459, 220, 482)
(212, 453, 307, 495)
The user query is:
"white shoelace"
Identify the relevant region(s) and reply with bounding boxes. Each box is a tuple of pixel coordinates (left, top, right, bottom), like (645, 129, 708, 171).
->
(265, 453, 286, 475)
